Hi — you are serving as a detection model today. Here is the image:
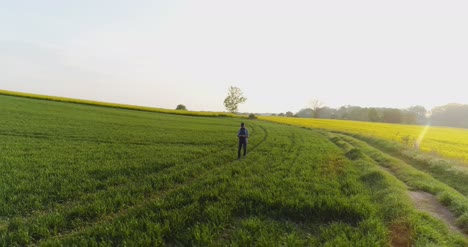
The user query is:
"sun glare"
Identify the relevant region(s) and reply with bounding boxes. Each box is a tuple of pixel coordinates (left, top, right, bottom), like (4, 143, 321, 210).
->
(416, 124, 430, 149)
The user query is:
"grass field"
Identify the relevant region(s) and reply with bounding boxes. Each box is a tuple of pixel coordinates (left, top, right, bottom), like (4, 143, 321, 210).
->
(1, 94, 467, 246)
(260, 116, 468, 197)
(0, 89, 239, 118)
(259, 116, 468, 163)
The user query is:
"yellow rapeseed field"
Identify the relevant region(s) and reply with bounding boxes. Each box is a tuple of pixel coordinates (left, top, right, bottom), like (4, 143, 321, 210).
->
(260, 116, 468, 163)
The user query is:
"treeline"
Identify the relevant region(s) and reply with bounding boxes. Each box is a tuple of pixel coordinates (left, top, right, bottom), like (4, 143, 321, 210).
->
(430, 104, 468, 129)
(275, 103, 468, 129)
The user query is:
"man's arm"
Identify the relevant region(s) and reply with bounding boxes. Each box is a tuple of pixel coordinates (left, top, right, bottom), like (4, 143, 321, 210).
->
(237, 129, 248, 137)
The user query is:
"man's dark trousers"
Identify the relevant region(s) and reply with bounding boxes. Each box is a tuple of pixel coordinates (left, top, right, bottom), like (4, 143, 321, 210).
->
(238, 140, 247, 159)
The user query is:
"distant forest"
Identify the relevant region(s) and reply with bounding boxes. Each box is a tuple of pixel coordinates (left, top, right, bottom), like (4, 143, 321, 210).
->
(275, 103, 468, 129)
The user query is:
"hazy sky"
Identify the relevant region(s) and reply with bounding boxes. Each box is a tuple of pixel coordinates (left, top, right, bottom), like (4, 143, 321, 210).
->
(1, 0, 467, 113)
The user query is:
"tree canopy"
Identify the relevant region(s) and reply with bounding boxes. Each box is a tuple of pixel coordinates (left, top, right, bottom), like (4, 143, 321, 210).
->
(176, 104, 187, 111)
(430, 104, 468, 128)
(223, 86, 247, 113)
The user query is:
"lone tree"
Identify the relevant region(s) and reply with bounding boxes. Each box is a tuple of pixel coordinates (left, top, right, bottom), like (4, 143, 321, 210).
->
(309, 99, 323, 118)
(223, 86, 247, 113)
(176, 104, 187, 110)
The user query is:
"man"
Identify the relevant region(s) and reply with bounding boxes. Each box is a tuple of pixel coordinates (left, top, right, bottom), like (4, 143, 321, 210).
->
(237, 122, 249, 159)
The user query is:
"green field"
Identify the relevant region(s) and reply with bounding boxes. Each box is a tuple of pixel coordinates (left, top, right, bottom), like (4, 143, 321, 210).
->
(259, 116, 468, 162)
(0, 89, 239, 118)
(1, 94, 467, 246)
(260, 116, 468, 199)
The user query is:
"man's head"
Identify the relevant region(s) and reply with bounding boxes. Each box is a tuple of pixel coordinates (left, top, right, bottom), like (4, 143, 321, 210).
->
(241, 122, 245, 128)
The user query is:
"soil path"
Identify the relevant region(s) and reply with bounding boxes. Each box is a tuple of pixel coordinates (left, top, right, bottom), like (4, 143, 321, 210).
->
(407, 191, 466, 236)
(355, 141, 466, 237)
(380, 166, 466, 237)
(325, 133, 467, 241)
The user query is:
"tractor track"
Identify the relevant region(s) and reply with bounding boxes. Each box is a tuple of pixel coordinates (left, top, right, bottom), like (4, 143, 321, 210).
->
(324, 131, 468, 239)
(29, 122, 270, 245)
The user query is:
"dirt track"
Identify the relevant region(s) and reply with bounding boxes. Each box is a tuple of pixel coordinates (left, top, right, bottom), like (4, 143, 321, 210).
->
(408, 191, 465, 236)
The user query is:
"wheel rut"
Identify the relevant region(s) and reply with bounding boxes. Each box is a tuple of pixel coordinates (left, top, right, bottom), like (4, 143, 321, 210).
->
(40, 122, 271, 244)
(324, 131, 468, 239)
(408, 191, 465, 236)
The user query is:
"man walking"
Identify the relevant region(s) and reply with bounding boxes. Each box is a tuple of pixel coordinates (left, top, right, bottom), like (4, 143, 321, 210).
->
(237, 122, 249, 159)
